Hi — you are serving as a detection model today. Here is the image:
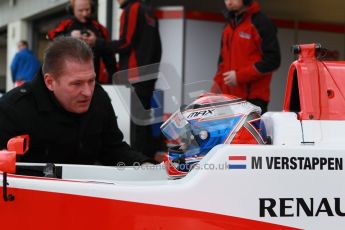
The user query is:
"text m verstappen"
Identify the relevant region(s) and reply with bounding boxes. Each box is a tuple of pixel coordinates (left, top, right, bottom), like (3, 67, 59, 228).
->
(251, 157, 343, 170)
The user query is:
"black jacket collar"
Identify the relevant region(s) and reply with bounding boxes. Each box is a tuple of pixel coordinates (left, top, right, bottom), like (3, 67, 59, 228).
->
(31, 71, 80, 116)
(31, 71, 56, 112)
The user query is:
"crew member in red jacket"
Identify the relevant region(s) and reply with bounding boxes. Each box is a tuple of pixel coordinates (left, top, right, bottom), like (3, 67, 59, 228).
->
(47, 0, 116, 84)
(211, 0, 281, 114)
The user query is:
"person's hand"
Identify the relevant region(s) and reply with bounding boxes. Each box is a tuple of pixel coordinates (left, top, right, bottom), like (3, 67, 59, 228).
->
(223, 70, 237, 86)
(70, 30, 82, 39)
(81, 30, 96, 47)
(154, 151, 166, 163)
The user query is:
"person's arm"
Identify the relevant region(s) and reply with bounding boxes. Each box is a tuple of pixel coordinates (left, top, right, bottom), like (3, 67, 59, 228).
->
(101, 2, 142, 54)
(0, 112, 11, 149)
(94, 22, 117, 83)
(10, 54, 19, 83)
(89, 3, 142, 54)
(236, 13, 281, 84)
(0, 95, 20, 149)
(99, 92, 151, 166)
(46, 19, 73, 40)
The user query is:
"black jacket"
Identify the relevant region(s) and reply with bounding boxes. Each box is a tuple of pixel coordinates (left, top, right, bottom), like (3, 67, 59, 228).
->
(118, 0, 162, 70)
(0, 71, 149, 165)
(98, 0, 161, 71)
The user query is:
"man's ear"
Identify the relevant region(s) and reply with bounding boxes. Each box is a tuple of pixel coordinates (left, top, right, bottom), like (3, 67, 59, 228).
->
(44, 73, 55, 92)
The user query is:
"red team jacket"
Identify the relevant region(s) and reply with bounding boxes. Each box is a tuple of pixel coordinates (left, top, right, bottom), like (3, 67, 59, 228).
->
(47, 18, 110, 41)
(47, 18, 116, 84)
(211, 1, 281, 102)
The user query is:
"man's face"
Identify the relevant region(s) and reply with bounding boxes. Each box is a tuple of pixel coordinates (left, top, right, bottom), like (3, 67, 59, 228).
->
(17, 42, 25, 51)
(73, 0, 92, 23)
(44, 60, 96, 114)
(224, 0, 244, 11)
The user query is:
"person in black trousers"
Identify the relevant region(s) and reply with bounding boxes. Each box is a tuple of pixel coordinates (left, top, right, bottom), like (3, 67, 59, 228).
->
(88, 0, 165, 162)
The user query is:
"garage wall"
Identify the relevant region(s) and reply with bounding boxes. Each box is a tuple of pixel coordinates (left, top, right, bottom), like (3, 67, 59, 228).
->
(0, 45, 6, 91)
(0, 0, 68, 28)
(183, 19, 223, 105)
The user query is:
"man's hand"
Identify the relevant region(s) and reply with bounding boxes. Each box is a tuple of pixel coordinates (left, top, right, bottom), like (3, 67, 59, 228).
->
(223, 70, 237, 86)
(81, 30, 96, 47)
(154, 151, 166, 163)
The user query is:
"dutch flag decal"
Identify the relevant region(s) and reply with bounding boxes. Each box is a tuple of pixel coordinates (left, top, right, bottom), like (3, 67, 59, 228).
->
(228, 156, 247, 169)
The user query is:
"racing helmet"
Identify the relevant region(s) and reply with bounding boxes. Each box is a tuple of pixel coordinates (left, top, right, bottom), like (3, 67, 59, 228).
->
(161, 93, 267, 177)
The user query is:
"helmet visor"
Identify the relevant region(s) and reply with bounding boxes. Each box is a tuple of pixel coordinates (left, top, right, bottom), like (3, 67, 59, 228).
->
(161, 110, 190, 142)
(161, 110, 199, 150)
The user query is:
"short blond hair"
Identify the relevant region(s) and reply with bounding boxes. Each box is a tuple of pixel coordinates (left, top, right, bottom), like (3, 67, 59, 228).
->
(42, 37, 93, 78)
(70, 0, 93, 8)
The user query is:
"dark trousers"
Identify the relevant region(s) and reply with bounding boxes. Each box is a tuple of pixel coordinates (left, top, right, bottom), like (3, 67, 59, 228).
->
(247, 98, 268, 114)
(130, 80, 165, 158)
